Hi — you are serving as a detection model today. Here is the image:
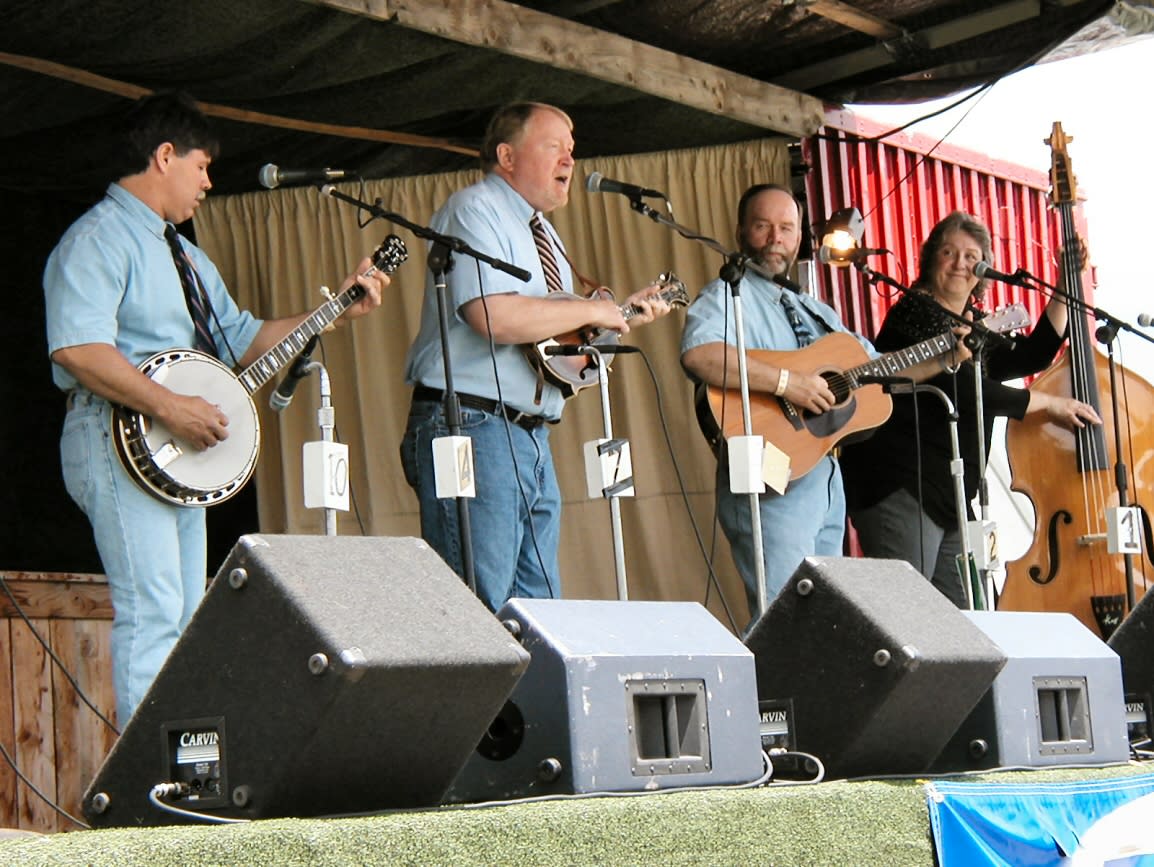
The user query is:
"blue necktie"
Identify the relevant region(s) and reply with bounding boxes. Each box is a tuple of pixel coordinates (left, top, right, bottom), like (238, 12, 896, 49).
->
(778, 289, 815, 347)
(165, 225, 218, 356)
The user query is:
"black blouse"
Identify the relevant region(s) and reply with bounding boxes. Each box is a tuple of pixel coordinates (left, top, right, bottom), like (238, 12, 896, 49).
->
(840, 290, 1065, 529)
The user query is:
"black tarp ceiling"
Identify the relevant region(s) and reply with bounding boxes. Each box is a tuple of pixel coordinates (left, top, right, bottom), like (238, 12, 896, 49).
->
(0, 0, 1141, 201)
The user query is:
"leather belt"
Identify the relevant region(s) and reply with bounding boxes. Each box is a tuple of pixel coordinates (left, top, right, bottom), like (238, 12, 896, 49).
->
(412, 385, 550, 431)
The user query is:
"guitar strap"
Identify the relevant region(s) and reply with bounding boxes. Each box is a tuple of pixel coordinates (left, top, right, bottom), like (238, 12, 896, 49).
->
(556, 245, 601, 293)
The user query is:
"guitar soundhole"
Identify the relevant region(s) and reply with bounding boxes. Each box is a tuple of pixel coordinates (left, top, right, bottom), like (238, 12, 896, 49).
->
(822, 371, 852, 405)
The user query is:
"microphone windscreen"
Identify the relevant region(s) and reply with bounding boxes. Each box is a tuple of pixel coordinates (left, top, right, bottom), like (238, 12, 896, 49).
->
(258, 164, 279, 189)
(584, 172, 604, 193)
(973, 261, 991, 279)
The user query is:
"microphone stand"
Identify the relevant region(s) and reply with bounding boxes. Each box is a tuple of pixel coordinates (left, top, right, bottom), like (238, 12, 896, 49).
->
(321, 186, 531, 599)
(559, 344, 633, 600)
(855, 263, 1014, 610)
(306, 357, 339, 537)
(624, 194, 805, 619)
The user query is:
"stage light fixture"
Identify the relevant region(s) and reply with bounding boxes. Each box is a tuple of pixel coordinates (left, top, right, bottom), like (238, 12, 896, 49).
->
(818, 207, 865, 267)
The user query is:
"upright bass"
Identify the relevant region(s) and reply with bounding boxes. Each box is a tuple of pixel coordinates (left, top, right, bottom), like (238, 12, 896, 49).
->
(998, 122, 1154, 638)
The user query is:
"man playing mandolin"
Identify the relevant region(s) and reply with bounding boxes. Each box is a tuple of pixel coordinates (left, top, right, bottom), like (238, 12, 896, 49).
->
(43, 92, 387, 726)
(401, 101, 673, 612)
(681, 184, 948, 626)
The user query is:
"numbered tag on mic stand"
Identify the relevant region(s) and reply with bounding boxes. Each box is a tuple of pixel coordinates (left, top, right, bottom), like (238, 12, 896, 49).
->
(303, 441, 350, 511)
(1107, 506, 1143, 555)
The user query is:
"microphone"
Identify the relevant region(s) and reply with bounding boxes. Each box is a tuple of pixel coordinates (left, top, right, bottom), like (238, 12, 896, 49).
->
(973, 261, 1029, 287)
(543, 344, 640, 356)
(258, 164, 355, 190)
(1138, 313, 1154, 327)
(269, 336, 320, 411)
(584, 172, 665, 199)
(857, 374, 915, 395)
(817, 245, 888, 265)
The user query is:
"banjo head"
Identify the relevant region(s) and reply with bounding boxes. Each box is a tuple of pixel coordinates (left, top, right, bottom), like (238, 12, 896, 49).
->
(117, 350, 261, 506)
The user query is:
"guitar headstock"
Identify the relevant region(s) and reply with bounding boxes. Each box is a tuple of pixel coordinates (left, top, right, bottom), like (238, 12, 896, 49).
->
(656, 272, 690, 308)
(1046, 121, 1077, 207)
(984, 302, 1030, 335)
(371, 233, 409, 275)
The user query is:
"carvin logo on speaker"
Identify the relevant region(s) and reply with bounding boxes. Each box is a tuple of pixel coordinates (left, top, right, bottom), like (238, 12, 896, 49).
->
(179, 731, 220, 748)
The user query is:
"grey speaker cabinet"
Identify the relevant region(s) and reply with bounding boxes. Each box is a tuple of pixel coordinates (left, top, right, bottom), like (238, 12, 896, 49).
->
(930, 610, 1129, 772)
(444, 599, 763, 802)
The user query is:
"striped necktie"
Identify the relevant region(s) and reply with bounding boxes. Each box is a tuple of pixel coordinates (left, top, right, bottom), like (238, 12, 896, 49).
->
(164, 225, 219, 356)
(530, 214, 565, 294)
(778, 289, 816, 347)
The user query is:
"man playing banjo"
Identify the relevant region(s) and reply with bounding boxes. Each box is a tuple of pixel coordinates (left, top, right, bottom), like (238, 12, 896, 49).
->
(43, 92, 386, 726)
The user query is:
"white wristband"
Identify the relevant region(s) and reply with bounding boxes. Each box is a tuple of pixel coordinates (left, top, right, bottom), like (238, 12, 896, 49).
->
(774, 368, 790, 397)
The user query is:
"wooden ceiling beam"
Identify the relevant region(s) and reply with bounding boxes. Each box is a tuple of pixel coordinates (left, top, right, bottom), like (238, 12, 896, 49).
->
(777, 0, 1042, 92)
(802, 0, 905, 40)
(305, 0, 827, 138)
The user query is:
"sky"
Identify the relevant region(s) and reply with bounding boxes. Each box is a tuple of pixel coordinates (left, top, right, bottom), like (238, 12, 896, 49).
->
(849, 37, 1154, 382)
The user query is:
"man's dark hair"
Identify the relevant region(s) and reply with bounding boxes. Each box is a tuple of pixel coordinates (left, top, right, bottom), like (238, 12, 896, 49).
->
(736, 183, 803, 226)
(479, 102, 572, 172)
(118, 91, 220, 177)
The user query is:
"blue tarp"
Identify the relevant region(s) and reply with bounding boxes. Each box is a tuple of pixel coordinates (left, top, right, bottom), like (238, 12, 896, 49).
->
(927, 773, 1154, 866)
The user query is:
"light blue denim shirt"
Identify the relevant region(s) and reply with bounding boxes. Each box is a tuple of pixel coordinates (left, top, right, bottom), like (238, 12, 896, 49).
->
(44, 183, 262, 391)
(403, 173, 574, 420)
(682, 270, 875, 358)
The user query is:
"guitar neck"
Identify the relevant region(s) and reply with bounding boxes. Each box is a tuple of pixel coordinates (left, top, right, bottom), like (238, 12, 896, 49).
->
(848, 332, 955, 384)
(236, 284, 365, 394)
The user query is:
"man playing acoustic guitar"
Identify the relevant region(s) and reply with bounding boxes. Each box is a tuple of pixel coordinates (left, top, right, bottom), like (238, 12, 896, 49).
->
(680, 184, 949, 626)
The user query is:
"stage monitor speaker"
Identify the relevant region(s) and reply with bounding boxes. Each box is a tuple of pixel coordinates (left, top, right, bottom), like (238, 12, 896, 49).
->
(83, 534, 529, 826)
(742, 557, 1007, 779)
(931, 611, 1129, 771)
(1106, 590, 1154, 742)
(444, 599, 763, 803)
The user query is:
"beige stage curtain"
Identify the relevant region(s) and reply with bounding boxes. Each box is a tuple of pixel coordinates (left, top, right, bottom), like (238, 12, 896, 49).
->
(194, 137, 791, 631)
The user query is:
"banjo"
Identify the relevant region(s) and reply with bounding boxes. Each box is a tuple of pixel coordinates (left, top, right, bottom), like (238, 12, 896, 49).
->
(112, 234, 408, 507)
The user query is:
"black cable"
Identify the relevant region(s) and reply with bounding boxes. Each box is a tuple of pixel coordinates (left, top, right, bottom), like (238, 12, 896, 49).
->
(0, 732, 90, 829)
(475, 260, 557, 600)
(0, 574, 118, 735)
(634, 347, 740, 634)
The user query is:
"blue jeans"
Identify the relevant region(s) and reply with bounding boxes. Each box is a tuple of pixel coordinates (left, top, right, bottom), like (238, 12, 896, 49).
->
(400, 399, 561, 611)
(718, 454, 846, 626)
(60, 391, 207, 726)
(849, 487, 966, 608)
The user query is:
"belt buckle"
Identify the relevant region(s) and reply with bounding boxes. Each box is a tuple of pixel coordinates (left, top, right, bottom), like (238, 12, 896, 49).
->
(507, 409, 529, 426)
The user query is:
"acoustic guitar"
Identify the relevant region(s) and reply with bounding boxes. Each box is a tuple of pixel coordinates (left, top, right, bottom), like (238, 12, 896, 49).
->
(113, 234, 408, 507)
(695, 303, 1029, 479)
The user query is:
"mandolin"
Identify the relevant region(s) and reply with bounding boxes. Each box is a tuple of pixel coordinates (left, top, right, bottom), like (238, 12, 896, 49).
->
(523, 274, 689, 398)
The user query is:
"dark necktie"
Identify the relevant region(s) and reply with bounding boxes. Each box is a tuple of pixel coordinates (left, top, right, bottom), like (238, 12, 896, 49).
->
(164, 224, 218, 356)
(778, 289, 816, 348)
(530, 214, 565, 294)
